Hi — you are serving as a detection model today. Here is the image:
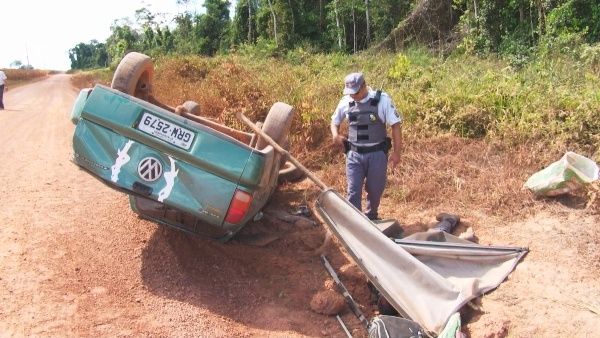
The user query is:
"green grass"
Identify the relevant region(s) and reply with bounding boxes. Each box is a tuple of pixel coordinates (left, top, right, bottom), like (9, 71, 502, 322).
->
(251, 49, 598, 159)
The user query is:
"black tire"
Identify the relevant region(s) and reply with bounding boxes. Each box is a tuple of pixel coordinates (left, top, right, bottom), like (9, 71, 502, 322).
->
(256, 102, 295, 150)
(182, 100, 201, 115)
(278, 161, 306, 183)
(111, 52, 154, 100)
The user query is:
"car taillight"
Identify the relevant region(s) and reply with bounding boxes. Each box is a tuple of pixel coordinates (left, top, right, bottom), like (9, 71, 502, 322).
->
(225, 189, 253, 224)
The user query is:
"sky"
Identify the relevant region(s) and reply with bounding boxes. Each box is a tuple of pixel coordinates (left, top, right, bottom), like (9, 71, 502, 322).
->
(0, 0, 205, 71)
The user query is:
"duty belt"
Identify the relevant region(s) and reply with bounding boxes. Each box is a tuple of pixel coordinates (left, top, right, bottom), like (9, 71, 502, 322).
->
(343, 138, 391, 154)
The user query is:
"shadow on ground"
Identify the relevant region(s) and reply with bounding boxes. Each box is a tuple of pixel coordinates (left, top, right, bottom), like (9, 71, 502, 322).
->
(138, 188, 370, 337)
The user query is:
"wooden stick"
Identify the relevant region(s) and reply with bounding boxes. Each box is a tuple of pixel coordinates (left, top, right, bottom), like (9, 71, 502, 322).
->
(236, 111, 329, 191)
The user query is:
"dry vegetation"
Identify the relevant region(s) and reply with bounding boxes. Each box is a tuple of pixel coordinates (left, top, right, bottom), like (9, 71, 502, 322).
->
(68, 69, 112, 89)
(2, 68, 49, 88)
(70, 52, 599, 222)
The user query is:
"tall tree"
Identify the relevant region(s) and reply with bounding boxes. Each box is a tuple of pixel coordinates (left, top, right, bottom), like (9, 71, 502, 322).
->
(69, 40, 108, 69)
(266, 0, 279, 45)
(287, 0, 296, 36)
(10, 60, 23, 69)
(172, 13, 200, 53)
(105, 19, 139, 64)
(248, 0, 255, 42)
(231, 0, 258, 45)
(332, 0, 344, 49)
(197, 0, 231, 55)
(374, 0, 458, 52)
(365, 0, 370, 45)
(352, 0, 357, 53)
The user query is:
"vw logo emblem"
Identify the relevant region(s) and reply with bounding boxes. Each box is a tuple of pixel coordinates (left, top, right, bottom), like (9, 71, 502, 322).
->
(138, 157, 163, 182)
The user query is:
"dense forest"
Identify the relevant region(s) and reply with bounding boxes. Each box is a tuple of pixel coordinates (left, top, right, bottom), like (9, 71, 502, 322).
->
(68, 0, 600, 69)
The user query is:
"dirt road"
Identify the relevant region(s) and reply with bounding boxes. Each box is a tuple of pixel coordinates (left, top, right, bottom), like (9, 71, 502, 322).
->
(0, 75, 598, 337)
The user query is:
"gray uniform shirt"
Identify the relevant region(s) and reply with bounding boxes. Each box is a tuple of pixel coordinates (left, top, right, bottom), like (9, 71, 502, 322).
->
(331, 88, 402, 127)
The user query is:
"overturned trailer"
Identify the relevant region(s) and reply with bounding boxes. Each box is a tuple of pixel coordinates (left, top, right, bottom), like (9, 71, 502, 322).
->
(316, 190, 528, 335)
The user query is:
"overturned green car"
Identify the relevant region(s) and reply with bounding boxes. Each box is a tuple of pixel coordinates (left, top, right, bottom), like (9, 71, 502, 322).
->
(71, 52, 302, 241)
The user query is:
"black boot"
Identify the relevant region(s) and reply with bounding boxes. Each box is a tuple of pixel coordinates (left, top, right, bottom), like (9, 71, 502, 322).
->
(434, 213, 460, 233)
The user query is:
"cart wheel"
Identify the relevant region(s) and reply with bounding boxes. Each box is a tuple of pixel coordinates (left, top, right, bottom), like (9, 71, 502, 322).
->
(256, 102, 295, 150)
(111, 52, 154, 101)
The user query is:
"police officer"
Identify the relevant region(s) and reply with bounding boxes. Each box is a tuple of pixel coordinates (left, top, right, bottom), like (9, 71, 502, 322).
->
(330, 72, 402, 220)
(0, 70, 6, 110)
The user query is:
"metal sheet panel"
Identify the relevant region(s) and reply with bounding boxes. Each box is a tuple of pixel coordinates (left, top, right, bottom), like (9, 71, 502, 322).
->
(315, 189, 527, 334)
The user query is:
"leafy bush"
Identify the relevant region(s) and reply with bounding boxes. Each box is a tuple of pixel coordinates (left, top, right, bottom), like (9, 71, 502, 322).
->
(387, 53, 411, 80)
(236, 38, 281, 58)
(580, 43, 600, 71)
(545, 0, 600, 44)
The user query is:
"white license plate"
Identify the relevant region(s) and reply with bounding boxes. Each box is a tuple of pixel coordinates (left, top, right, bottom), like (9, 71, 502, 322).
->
(137, 112, 195, 150)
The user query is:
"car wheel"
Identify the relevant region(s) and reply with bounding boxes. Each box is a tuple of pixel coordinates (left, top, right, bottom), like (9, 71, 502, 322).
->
(111, 52, 154, 101)
(181, 100, 201, 115)
(256, 102, 295, 150)
(278, 160, 306, 183)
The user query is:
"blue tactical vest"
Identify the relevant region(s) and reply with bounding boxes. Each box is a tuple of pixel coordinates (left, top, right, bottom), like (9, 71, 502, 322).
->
(347, 90, 387, 147)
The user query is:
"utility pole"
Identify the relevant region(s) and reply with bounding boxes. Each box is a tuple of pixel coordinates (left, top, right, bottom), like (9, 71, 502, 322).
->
(26, 44, 31, 68)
